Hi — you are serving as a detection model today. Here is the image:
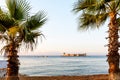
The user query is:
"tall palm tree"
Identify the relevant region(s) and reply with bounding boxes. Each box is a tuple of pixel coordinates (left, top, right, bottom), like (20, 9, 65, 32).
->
(0, 0, 47, 80)
(73, 0, 120, 80)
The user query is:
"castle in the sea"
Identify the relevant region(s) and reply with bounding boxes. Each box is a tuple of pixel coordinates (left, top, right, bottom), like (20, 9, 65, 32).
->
(63, 52, 86, 57)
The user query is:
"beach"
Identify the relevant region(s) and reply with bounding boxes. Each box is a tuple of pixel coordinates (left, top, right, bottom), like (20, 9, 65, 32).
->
(0, 74, 108, 80)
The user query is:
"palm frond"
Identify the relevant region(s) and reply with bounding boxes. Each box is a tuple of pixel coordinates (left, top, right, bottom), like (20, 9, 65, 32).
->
(96, 13, 109, 26)
(0, 13, 15, 29)
(0, 24, 6, 33)
(73, 0, 96, 13)
(2, 35, 9, 41)
(0, 44, 9, 55)
(0, 0, 47, 54)
(109, 1, 116, 11)
(78, 13, 97, 30)
(0, 7, 4, 14)
(95, 0, 106, 12)
(104, 0, 120, 11)
(116, 0, 120, 11)
(25, 11, 47, 30)
(6, 0, 31, 20)
(0, 34, 9, 46)
(86, 0, 107, 13)
(73, 0, 116, 14)
(78, 13, 108, 30)
(117, 17, 120, 26)
(23, 31, 43, 50)
(0, 41, 20, 56)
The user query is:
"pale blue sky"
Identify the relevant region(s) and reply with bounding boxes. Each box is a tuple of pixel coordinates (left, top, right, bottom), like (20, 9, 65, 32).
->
(0, 0, 109, 55)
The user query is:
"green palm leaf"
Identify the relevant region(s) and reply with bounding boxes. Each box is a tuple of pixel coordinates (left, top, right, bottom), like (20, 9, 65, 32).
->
(78, 13, 108, 30)
(0, 10, 15, 30)
(6, 0, 31, 20)
(73, 0, 96, 12)
(23, 31, 44, 50)
(117, 18, 120, 26)
(0, 8, 4, 14)
(0, 24, 6, 32)
(0, 15, 15, 28)
(73, 0, 116, 14)
(25, 11, 47, 30)
(116, 0, 120, 11)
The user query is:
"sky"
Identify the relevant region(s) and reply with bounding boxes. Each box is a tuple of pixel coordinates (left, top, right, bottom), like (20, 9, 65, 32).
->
(0, 0, 109, 55)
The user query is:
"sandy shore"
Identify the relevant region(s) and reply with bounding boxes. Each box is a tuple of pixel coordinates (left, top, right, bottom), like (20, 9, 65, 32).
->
(0, 74, 108, 80)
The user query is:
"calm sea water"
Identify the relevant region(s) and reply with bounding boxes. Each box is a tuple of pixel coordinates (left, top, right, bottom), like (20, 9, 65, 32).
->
(18, 56, 108, 76)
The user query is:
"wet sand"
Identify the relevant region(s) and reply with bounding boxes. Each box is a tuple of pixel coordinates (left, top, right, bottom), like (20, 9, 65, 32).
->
(0, 74, 108, 80)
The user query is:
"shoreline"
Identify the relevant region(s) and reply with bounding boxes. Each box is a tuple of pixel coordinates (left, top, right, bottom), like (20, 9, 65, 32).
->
(0, 74, 108, 80)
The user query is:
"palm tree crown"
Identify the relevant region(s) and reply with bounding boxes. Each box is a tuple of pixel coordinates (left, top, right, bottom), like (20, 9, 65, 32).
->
(0, 0, 47, 51)
(73, 0, 120, 30)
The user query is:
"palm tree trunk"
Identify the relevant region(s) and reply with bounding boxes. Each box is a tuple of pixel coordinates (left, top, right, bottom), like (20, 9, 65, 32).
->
(108, 12, 120, 80)
(6, 43, 19, 80)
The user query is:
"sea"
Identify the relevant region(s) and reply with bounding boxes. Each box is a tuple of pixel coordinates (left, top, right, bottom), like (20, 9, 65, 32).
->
(0, 55, 108, 76)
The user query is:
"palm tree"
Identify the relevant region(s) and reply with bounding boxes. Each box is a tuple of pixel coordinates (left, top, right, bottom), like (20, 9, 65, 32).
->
(0, 0, 47, 80)
(73, 0, 120, 80)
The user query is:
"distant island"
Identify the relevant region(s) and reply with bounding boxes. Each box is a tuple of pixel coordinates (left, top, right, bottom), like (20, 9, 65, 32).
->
(63, 52, 86, 57)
